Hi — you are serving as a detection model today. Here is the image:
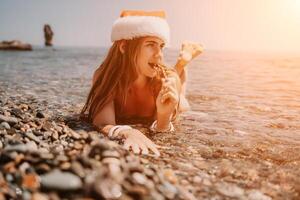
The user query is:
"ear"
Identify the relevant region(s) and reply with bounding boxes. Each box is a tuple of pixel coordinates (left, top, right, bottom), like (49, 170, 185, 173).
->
(119, 40, 126, 54)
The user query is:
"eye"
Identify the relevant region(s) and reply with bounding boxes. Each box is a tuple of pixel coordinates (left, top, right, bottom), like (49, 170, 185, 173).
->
(147, 43, 154, 47)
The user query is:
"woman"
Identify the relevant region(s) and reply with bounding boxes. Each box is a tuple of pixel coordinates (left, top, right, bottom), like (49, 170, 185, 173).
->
(81, 10, 203, 156)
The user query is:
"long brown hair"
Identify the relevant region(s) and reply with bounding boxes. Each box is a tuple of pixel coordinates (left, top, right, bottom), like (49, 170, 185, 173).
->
(81, 37, 179, 123)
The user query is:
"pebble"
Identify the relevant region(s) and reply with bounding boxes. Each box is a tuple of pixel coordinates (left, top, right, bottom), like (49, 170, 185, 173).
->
(51, 131, 59, 140)
(0, 121, 11, 129)
(70, 129, 81, 139)
(0, 114, 18, 125)
(36, 111, 46, 118)
(19, 162, 31, 173)
(31, 192, 49, 200)
(41, 169, 82, 190)
(216, 182, 245, 198)
(192, 175, 202, 184)
(22, 174, 40, 190)
(247, 190, 272, 200)
(132, 172, 148, 185)
(102, 150, 120, 158)
(25, 131, 41, 143)
(51, 144, 64, 154)
(4, 142, 37, 153)
(102, 157, 121, 165)
(163, 169, 178, 184)
(157, 181, 178, 199)
(71, 161, 85, 178)
(0, 93, 290, 200)
(60, 162, 71, 170)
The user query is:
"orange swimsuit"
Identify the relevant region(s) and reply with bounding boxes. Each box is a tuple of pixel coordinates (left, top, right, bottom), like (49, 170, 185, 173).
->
(114, 86, 157, 124)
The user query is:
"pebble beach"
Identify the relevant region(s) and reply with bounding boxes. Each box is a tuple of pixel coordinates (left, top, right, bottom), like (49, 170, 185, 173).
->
(1, 47, 300, 199)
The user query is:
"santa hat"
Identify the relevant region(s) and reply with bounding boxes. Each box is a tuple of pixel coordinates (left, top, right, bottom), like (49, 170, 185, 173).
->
(111, 10, 170, 44)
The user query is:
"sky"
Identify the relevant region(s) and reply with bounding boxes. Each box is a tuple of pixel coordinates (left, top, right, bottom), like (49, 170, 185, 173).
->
(1, 0, 300, 53)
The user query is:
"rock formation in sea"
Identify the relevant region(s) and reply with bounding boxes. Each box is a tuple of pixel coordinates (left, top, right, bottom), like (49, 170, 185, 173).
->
(0, 40, 32, 51)
(44, 24, 54, 46)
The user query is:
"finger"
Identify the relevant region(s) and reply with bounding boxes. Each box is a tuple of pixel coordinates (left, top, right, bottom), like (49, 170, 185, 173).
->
(156, 145, 172, 150)
(139, 142, 149, 155)
(132, 143, 140, 154)
(137, 134, 155, 146)
(161, 83, 177, 97)
(163, 78, 178, 89)
(161, 90, 177, 101)
(135, 135, 158, 153)
(123, 139, 133, 150)
(135, 135, 160, 157)
(157, 89, 164, 99)
(161, 92, 178, 104)
(147, 143, 160, 157)
(162, 77, 176, 86)
(164, 77, 176, 85)
(162, 83, 177, 94)
(132, 136, 148, 153)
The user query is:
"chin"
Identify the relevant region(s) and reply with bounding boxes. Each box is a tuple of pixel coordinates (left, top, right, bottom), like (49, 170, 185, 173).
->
(146, 71, 156, 78)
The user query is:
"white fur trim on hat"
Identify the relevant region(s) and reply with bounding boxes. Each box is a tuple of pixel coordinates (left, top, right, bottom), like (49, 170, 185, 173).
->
(111, 16, 170, 44)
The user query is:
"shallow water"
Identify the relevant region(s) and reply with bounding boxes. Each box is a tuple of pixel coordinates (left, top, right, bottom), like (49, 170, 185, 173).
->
(1, 47, 300, 198)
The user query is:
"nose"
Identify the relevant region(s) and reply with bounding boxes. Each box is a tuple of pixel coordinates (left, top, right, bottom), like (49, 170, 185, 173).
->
(154, 47, 163, 62)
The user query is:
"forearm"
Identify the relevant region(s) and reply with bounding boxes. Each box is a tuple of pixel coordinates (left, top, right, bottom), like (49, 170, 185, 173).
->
(100, 124, 114, 136)
(156, 112, 172, 131)
(99, 124, 133, 138)
(174, 59, 186, 75)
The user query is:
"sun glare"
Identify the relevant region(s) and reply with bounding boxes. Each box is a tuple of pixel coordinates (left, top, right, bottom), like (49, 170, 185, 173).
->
(286, 0, 300, 18)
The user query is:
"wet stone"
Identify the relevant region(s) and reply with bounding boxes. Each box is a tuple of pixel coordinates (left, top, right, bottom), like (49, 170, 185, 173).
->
(94, 179, 123, 199)
(4, 142, 38, 153)
(0, 114, 18, 125)
(0, 121, 10, 129)
(2, 92, 292, 199)
(25, 131, 41, 143)
(88, 142, 111, 157)
(19, 162, 31, 173)
(56, 154, 68, 162)
(157, 181, 178, 199)
(247, 190, 272, 200)
(42, 121, 53, 131)
(192, 175, 202, 184)
(60, 162, 71, 170)
(71, 161, 85, 178)
(69, 129, 81, 140)
(51, 144, 64, 154)
(31, 192, 49, 200)
(132, 172, 148, 185)
(22, 173, 40, 191)
(19, 104, 29, 111)
(36, 111, 46, 118)
(51, 131, 59, 140)
(163, 169, 178, 184)
(102, 157, 121, 165)
(41, 169, 82, 190)
(216, 182, 245, 198)
(77, 129, 89, 139)
(35, 163, 51, 173)
(102, 150, 120, 158)
(74, 142, 83, 150)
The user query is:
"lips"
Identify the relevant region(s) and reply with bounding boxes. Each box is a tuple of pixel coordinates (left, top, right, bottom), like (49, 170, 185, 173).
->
(149, 63, 160, 70)
(148, 62, 156, 69)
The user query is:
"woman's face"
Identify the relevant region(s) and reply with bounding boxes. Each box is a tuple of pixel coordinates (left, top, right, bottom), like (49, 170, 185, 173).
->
(136, 36, 165, 78)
